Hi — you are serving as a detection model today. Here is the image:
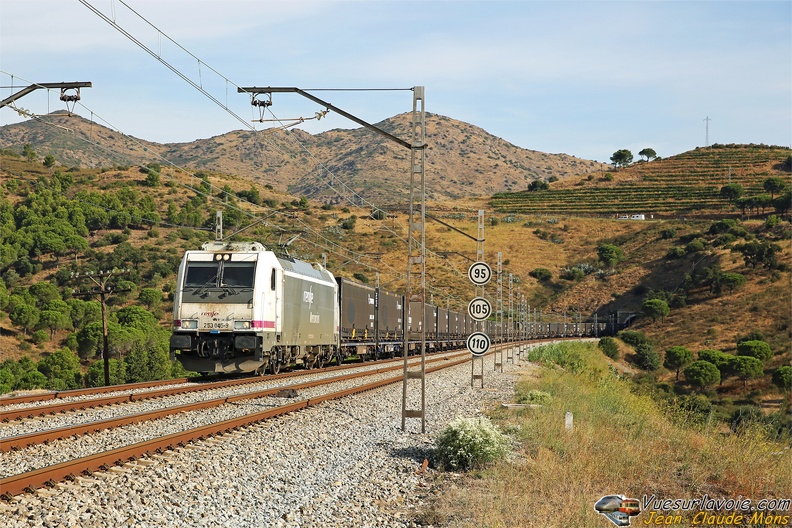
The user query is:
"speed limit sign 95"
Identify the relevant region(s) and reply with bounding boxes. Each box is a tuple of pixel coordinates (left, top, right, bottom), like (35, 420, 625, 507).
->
(468, 261, 492, 286)
(467, 332, 491, 356)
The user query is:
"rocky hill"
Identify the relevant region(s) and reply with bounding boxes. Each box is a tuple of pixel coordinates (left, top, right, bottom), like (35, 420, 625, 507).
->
(0, 111, 604, 204)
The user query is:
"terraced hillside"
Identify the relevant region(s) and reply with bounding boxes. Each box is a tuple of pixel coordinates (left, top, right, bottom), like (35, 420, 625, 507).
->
(490, 144, 791, 216)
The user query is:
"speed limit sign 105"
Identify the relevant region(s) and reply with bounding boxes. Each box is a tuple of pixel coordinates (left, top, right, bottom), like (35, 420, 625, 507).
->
(466, 331, 491, 356)
(467, 297, 492, 321)
(468, 261, 492, 286)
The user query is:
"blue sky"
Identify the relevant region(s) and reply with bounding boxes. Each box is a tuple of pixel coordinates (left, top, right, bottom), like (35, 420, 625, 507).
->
(1, 0, 790, 164)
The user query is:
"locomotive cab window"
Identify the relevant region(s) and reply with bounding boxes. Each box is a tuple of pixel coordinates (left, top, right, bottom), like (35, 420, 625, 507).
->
(184, 262, 219, 288)
(184, 261, 255, 289)
(270, 268, 276, 291)
(221, 262, 255, 288)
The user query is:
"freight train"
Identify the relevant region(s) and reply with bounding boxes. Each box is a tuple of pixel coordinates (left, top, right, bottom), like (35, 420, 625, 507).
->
(169, 241, 605, 374)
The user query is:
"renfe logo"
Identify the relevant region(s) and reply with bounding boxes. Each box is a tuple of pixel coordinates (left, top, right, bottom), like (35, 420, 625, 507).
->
(303, 287, 314, 307)
(201, 311, 219, 318)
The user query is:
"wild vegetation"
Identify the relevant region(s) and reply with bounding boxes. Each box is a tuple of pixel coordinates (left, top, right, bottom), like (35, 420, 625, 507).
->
(423, 342, 791, 527)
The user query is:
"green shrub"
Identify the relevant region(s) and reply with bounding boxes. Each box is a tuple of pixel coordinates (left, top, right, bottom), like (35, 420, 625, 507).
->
(560, 267, 585, 281)
(737, 330, 765, 344)
(526, 343, 586, 373)
(340, 216, 357, 230)
(729, 405, 763, 433)
(708, 219, 737, 234)
(31, 329, 49, 344)
(516, 389, 552, 405)
(85, 358, 127, 387)
(765, 215, 780, 228)
(666, 246, 686, 259)
(598, 337, 619, 360)
(434, 416, 510, 471)
(684, 360, 721, 389)
(713, 233, 737, 246)
(772, 366, 792, 394)
(635, 343, 661, 371)
(0, 367, 15, 394)
(15, 369, 46, 390)
(685, 239, 706, 254)
(38, 347, 82, 390)
(529, 268, 552, 282)
(736, 340, 772, 362)
(617, 330, 651, 348)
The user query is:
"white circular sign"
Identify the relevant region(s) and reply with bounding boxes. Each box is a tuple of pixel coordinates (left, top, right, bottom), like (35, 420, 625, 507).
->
(468, 262, 492, 286)
(467, 297, 492, 321)
(466, 331, 491, 356)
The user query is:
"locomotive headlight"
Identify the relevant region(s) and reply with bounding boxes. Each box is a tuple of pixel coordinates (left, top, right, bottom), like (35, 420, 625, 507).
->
(234, 320, 252, 330)
(180, 319, 198, 329)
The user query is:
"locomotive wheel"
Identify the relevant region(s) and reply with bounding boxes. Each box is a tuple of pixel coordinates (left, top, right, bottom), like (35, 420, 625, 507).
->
(315, 354, 325, 369)
(269, 351, 281, 375)
(270, 359, 280, 375)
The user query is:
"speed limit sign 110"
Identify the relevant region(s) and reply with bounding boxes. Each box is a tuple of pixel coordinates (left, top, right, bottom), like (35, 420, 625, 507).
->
(468, 261, 492, 286)
(466, 331, 491, 357)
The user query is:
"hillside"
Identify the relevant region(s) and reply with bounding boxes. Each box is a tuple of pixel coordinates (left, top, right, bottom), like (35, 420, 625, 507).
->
(491, 144, 791, 216)
(0, 134, 788, 413)
(0, 111, 605, 204)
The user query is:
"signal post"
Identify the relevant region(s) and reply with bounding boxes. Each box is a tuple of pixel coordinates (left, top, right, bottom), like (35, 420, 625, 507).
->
(468, 211, 491, 387)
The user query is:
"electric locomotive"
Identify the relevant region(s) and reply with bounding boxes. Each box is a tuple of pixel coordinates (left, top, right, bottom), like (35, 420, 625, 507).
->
(169, 241, 339, 374)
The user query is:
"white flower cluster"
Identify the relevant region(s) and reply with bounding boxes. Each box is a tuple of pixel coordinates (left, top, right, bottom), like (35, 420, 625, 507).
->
(434, 416, 510, 471)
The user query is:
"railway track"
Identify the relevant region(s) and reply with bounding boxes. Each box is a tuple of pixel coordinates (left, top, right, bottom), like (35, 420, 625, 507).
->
(2, 350, 471, 452)
(1, 345, 513, 498)
(0, 355, 393, 411)
(0, 377, 194, 407)
(0, 361, 358, 421)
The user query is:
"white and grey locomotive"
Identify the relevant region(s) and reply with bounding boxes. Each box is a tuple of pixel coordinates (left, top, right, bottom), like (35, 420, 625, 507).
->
(169, 241, 339, 374)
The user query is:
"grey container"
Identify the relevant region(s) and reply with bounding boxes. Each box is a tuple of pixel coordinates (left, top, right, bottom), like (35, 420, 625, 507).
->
(336, 277, 376, 341)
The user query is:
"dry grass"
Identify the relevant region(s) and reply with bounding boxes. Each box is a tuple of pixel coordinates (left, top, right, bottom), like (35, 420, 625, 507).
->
(429, 342, 792, 527)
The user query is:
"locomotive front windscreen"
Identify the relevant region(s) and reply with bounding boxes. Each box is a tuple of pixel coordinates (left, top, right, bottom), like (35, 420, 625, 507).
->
(185, 263, 219, 288)
(181, 260, 256, 304)
(184, 262, 255, 289)
(221, 263, 255, 288)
